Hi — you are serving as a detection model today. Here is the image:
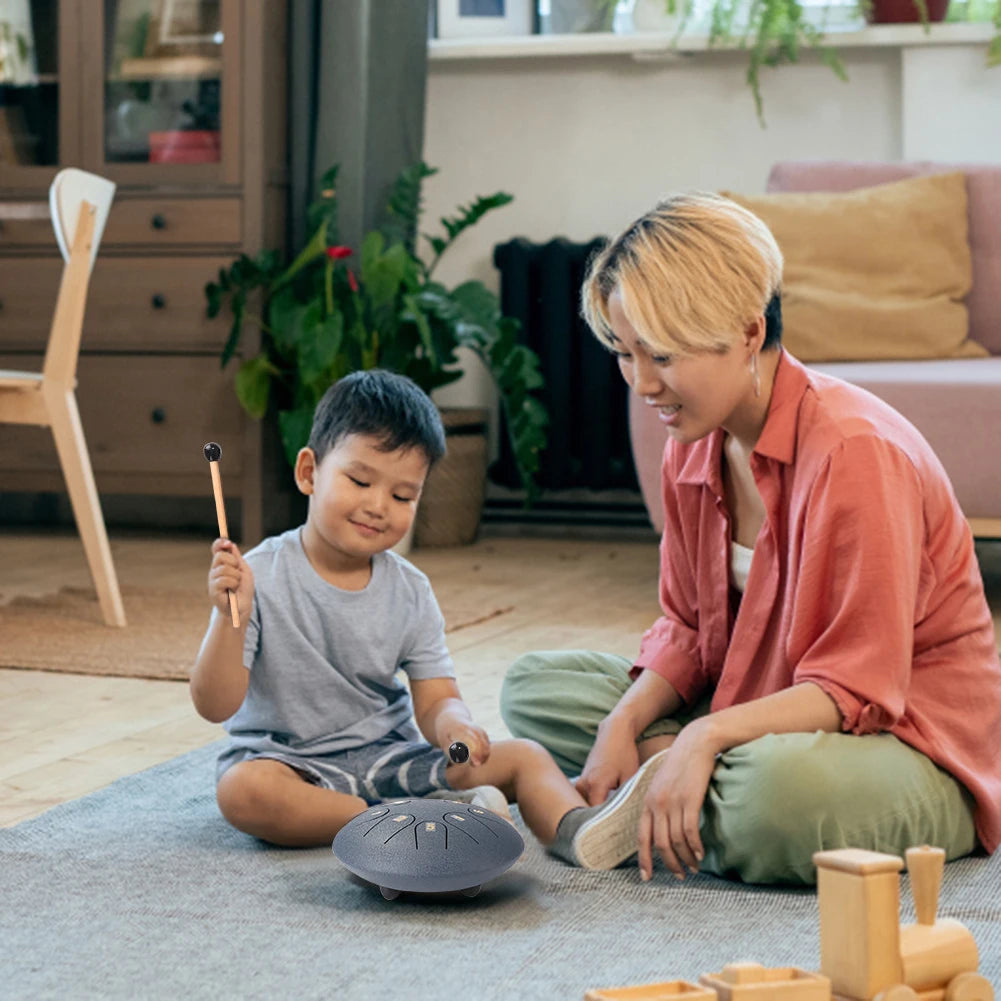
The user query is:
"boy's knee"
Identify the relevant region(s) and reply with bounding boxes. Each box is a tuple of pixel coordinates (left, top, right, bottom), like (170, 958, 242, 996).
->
(509, 737, 552, 765)
(492, 736, 553, 771)
(216, 761, 275, 832)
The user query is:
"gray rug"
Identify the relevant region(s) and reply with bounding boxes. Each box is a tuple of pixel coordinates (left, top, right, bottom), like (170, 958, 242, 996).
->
(2, 742, 999, 1001)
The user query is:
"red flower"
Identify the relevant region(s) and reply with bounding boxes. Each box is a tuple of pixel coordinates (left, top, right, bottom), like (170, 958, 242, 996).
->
(326, 245, 352, 259)
(347, 269, 359, 293)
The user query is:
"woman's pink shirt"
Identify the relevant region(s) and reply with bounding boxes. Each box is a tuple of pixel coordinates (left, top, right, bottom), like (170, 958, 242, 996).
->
(635, 350, 1001, 852)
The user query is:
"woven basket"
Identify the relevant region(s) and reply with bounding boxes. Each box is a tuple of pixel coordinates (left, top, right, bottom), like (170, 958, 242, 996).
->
(414, 408, 489, 548)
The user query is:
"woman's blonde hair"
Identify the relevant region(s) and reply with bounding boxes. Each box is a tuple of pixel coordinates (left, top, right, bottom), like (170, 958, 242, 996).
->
(581, 192, 784, 356)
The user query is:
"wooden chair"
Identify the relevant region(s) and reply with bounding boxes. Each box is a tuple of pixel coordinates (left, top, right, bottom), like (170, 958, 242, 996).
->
(0, 168, 126, 627)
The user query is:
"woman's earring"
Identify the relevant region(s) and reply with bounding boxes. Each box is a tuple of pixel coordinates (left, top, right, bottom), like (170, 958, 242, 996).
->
(750, 352, 761, 398)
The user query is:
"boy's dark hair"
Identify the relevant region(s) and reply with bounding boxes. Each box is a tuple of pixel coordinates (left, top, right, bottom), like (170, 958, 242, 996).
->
(307, 370, 446, 467)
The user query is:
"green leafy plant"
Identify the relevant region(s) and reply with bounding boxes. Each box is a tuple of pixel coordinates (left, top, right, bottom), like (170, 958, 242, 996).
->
(206, 162, 549, 501)
(0, 22, 32, 84)
(661, 0, 1000, 125)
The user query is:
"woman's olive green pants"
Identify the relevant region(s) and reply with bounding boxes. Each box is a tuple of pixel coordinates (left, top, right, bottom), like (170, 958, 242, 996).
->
(500, 650, 978, 885)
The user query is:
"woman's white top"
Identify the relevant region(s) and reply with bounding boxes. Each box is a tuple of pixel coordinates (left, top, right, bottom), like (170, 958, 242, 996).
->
(730, 541, 754, 593)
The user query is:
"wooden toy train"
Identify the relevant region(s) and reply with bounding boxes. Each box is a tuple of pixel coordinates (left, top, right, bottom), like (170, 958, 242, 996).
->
(586, 845, 994, 1001)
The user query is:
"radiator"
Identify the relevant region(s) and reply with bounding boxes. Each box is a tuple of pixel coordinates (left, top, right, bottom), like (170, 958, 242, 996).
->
(491, 237, 639, 495)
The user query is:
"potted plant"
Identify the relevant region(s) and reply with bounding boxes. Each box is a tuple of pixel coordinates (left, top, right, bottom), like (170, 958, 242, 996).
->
(548, 0, 619, 32)
(206, 161, 549, 544)
(657, 0, 1000, 124)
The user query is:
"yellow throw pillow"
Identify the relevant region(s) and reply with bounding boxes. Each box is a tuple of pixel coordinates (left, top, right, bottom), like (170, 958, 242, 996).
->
(722, 172, 987, 362)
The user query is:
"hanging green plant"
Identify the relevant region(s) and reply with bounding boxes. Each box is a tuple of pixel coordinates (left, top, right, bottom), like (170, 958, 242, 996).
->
(658, 0, 1000, 125)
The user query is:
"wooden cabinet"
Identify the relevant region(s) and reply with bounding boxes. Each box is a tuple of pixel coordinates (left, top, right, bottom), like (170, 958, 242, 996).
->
(0, 0, 287, 542)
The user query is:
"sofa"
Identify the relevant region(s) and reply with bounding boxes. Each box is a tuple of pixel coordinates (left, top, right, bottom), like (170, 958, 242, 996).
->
(629, 161, 1001, 540)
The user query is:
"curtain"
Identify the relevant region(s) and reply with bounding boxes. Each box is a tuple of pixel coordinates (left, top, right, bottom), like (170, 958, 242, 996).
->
(287, 0, 431, 252)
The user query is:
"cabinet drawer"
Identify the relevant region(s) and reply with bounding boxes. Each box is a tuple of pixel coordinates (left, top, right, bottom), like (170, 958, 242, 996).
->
(0, 257, 234, 352)
(0, 354, 244, 482)
(88, 258, 233, 350)
(0, 257, 62, 347)
(0, 204, 53, 247)
(0, 197, 243, 248)
(103, 198, 242, 246)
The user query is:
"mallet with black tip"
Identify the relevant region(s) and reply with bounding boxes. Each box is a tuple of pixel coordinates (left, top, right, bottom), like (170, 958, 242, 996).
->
(449, 741, 470, 764)
(203, 442, 240, 628)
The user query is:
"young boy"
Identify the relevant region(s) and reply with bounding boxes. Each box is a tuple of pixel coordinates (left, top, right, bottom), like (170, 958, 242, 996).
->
(191, 369, 672, 869)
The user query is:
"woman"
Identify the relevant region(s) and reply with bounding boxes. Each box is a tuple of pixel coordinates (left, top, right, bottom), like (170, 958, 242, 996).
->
(500, 192, 1001, 885)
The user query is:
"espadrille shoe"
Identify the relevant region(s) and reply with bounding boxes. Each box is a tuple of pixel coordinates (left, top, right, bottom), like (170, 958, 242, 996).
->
(572, 747, 673, 870)
(427, 785, 514, 823)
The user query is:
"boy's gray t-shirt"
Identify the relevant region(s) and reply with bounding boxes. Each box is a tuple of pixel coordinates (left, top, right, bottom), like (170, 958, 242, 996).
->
(222, 527, 455, 760)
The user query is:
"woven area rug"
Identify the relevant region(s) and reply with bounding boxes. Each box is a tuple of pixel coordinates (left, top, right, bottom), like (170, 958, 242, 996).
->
(0, 583, 513, 681)
(2, 741, 999, 1001)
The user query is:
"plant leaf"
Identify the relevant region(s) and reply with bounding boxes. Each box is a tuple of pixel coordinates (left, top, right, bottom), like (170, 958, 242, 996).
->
(268, 286, 312, 353)
(382, 162, 438, 255)
(425, 192, 513, 277)
(278, 405, 315, 467)
(234, 354, 276, 419)
(273, 220, 329, 291)
(219, 290, 246, 368)
(298, 310, 345, 394)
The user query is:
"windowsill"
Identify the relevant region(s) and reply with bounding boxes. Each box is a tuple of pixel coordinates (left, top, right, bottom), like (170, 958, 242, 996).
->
(429, 21, 995, 61)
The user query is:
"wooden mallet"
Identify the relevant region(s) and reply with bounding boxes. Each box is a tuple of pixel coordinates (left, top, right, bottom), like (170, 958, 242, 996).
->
(203, 442, 240, 628)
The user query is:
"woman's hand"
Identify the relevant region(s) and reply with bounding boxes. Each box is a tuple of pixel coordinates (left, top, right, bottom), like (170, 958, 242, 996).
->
(636, 718, 716, 881)
(208, 538, 254, 621)
(576, 718, 640, 806)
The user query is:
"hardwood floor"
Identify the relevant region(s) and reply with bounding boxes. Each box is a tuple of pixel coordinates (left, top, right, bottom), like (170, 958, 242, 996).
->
(0, 528, 661, 827)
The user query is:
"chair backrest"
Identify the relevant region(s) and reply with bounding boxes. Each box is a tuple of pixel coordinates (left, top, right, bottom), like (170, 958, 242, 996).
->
(42, 169, 116, 386)
(49, 168, 116, 272)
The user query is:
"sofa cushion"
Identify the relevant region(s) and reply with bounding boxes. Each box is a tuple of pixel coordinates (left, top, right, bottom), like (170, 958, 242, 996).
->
(724, 173, 986, 363)
(768, 161, 1001, 355)
(808, 358, 1001, 519)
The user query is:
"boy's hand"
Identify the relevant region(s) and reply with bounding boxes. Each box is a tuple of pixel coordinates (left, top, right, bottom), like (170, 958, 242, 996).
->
(208, 538, 254, 622)
(438, 719, 491, 768)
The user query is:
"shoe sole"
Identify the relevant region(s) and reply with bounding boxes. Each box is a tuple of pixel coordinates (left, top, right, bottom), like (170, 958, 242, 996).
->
(572, 747, 673, 870)
(428, 786, 514, 824)
(469, 786, 514, 823)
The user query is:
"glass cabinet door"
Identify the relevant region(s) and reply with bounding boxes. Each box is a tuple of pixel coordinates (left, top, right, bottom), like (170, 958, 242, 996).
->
(0, 0, 72, 185)
(91, 0, 239, 183)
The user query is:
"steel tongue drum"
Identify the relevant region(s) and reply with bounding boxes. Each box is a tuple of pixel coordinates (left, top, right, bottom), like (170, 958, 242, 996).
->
(333, 798, 524, 900)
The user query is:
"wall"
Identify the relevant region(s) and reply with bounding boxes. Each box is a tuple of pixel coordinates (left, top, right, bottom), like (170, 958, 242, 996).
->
(421, 39, 1000, 415)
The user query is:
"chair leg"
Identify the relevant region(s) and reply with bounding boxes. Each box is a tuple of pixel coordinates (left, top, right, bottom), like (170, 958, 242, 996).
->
(45, 388, 127, 627)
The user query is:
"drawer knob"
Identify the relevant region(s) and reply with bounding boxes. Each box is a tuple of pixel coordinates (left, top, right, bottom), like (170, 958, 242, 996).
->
(151, 213, 167, 230)
(151, 407, 167, 424)
(151, 293, 166, 309)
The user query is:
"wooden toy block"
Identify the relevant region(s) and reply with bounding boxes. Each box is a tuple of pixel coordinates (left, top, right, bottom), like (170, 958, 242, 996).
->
(899, 847, 979, 992)
(586, 845, 993, 1001)
(584, 980, 717, 1001)
(813, 848, 904, 1000)
(699, 962, 831, 1001)
(907, 846, 945, 927)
